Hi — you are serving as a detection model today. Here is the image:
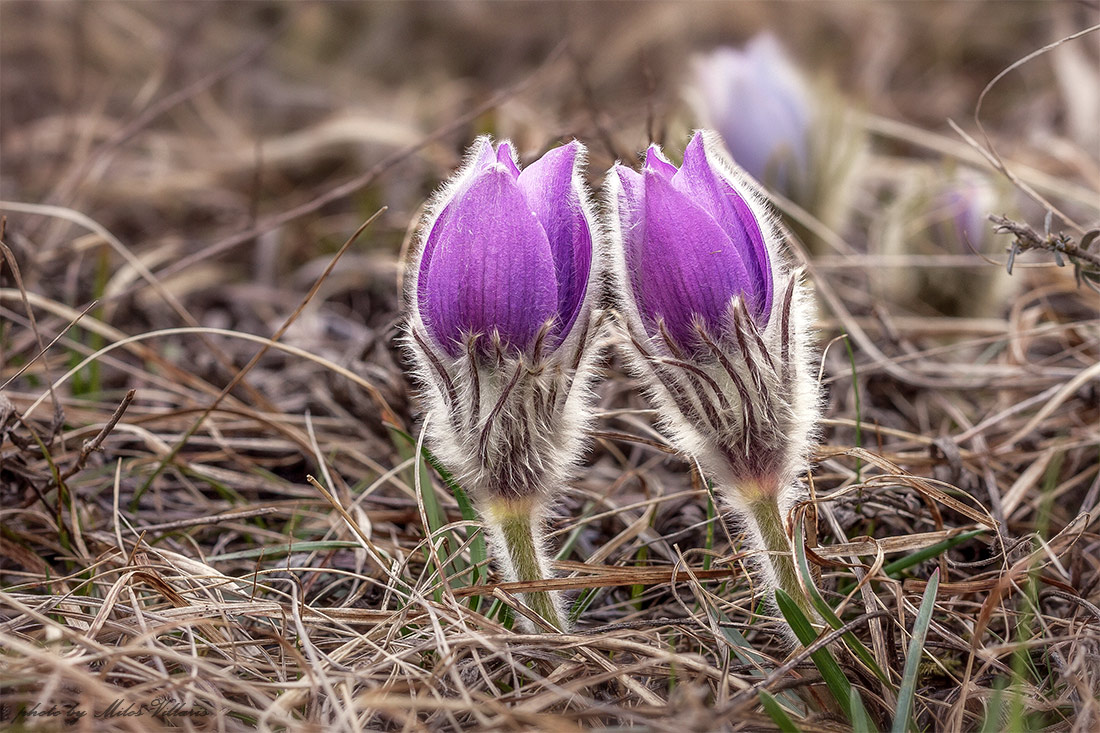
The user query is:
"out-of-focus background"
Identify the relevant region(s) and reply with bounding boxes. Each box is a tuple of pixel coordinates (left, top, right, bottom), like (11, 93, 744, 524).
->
(2, 2, 1098, 731)
(4, 1, 1098, 322)
(3, 1, 1096, 394)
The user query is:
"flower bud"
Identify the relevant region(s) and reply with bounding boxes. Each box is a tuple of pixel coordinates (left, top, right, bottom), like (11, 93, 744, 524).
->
(937, 170, 997, 254)
(405, 137, 603, 630)
(415, 139, 592, 357)
(613, 137, 774, 355)
(606, 131, 822, 626)
(878, 167, 1014, 318)
(690, 34, 811, 193)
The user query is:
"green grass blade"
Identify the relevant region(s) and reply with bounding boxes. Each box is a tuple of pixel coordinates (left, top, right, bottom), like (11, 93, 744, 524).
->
(390, 427, 448, 535)
(759, 690, 802, 733)
(630, 542, 649, 607)
(555, 499, 597, 561)
(388, 427, 456, 602)
(207, 540, 362, 562)
(567, 587, 600, 626)
(851, 688, 877, 733)
(388, 426, 489, 605)
(979, 679, 1007, 733)
(775, 588, 854, 720)
(705, 599, 806, 713)
(793, 515, 893, 689)
(892, 568, 940, 733)
(1005, 684, 1027, 732)
(883, 530, 985, 578)
(712, 607, 769, 667)
(449, 478, 487, 610)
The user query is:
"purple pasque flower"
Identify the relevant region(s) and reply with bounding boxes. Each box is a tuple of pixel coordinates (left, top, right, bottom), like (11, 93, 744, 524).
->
(606, 131, 823, 629)
(405, 136, 603, 632)
(611, 131, 774, 353)
(415, 137, 592, 357)
(691, 33, 811, 192)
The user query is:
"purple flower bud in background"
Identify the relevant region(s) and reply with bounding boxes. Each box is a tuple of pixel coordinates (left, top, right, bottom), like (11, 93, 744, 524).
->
(937, 170, 996, 253)
(880, 168, 1012, 318)
(607, 131, 823, 629)
(406, 136, 603, 631)
(691, 34, 812, 192)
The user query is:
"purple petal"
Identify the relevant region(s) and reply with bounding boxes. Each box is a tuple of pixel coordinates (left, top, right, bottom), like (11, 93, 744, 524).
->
(418, 166, 558, 354)
(417, 138, 498, 280)
(673, 133, 773, 321)
(612, 164, 647, 314)
(468, 137, 497, 173)
(636, 167, 753, 347)
(644, 145, 678, 180)
(495, 141, 521, 179)
(517, 141, 592, 338)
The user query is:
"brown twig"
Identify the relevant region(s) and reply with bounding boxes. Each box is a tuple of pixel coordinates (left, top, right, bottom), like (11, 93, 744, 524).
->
(58, 389, 136, 482)
(990, 214, 1100, 270)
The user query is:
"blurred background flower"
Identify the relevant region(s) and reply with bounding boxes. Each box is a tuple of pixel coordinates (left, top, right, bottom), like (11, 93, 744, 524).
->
(875, 166, 1016, 318)
(686, 32, 867, 255)
(937, 170, 1000, 255)
(690, 35, 811, 193)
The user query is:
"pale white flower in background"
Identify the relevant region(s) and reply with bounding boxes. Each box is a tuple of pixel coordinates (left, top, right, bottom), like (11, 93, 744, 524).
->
(690, 34, 812, 194)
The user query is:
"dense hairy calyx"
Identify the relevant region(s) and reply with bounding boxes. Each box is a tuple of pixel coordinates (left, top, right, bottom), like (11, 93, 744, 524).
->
(623, 274, 819, 513)
(405, 320, 600, 632)
(407, 319, 597, 504)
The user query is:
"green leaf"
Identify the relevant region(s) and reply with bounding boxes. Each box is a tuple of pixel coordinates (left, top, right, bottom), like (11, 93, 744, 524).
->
(207, 540, 363, 562)
(979, 679, 1007, 733)
(882, 530, 985, 578)
(705, 598, 806, 714)
(892, 568, 939, 733)
(851, 688, 878, 733)
(388, 425, 488, 607)
(568, 587, 600, 626)
(775, 588, 854, 720)
(759, 690, 802, 733)
(449, 475, 487, 611)
(793, 515, 893, 689)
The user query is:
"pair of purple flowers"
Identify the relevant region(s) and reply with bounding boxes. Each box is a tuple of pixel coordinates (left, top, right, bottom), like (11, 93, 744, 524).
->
(413, 132, 777, 364)
(405, 131, 820, 631)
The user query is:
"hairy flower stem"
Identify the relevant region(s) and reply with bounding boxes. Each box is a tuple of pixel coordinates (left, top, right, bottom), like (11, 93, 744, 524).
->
(486, 498, 564, 631)
(746, 493, 817, 621)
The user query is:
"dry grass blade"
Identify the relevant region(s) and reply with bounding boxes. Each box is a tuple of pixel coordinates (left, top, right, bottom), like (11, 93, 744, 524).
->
(965, 22, 1100, 233)
(135, 208, 387, 501)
